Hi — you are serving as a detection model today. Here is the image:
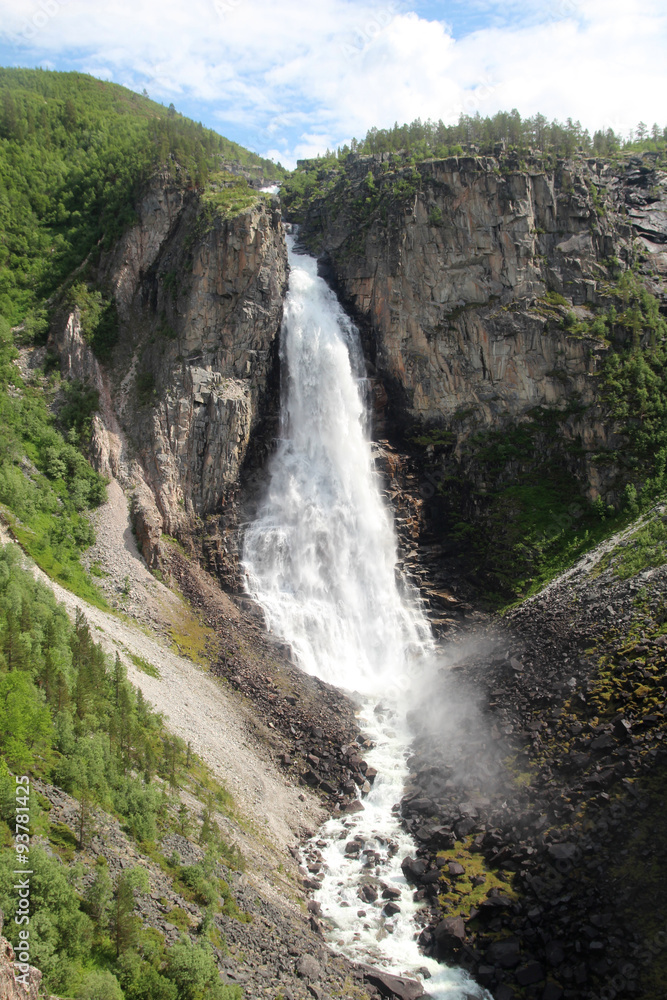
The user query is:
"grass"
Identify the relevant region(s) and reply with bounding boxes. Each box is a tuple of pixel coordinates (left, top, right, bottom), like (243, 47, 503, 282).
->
(472, 480, 627, 608)
(127, 651, 160, 679)
(166, 905, 193, 930)
(437, 837, 518, 921)
(200, 171, 259, 219)
(593, 513, 667, 580)
(167, 608, 219, 666)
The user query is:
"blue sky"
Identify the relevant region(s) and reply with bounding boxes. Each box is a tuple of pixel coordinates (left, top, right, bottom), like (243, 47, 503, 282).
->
(1, 0, 666, 167)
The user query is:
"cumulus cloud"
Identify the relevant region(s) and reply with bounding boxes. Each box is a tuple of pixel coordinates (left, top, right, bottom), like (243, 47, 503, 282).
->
(1, 0, 665, 165)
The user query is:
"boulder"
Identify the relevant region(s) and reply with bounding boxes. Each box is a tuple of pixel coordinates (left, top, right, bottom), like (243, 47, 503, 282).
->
(401, 857, 427, 881)
(296, 954, 323, 980)
(434, 915, 466, 958)
(382, 887, 402, 900)
(363, 968, 427, 999)
(516, 962, 544, 986)
(486, 938, 521, 968)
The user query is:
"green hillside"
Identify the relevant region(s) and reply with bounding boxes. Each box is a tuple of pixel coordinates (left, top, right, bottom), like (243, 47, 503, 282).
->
(0, 544, 242, 1000)
(0, 68, 284, 597)
(0, 67, 284, 325)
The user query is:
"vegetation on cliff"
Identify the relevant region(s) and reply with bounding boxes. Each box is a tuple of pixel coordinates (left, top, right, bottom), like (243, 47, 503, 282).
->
(0, 544, 242, 1000)
(0, 315, 108, 603)
(280, 109, 666, 221)
(0, 67, 285, 596)
(0, 67, 283, 326)
(418, 267, 667, 604)
(350, 110, 667, 161)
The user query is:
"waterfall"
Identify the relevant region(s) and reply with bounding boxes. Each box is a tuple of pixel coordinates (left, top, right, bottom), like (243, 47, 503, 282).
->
(243, 236, 488, 999)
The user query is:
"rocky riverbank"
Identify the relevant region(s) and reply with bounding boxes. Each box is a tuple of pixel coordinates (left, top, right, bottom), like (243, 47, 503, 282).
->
(395, 507, 667, 1000)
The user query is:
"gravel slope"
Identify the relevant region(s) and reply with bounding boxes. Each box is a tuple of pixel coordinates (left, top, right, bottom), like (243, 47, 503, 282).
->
(0, 484, 325, 898)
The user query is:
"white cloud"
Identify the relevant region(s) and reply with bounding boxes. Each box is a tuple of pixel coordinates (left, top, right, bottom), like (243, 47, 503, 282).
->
(1, 0, 666, 165)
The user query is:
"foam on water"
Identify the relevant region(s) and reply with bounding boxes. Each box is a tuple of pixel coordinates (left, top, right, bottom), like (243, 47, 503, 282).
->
(243, 236, 489, 999)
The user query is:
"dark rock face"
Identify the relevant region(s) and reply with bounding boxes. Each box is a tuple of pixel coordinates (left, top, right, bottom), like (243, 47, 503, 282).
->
(292, 150, 667, 501)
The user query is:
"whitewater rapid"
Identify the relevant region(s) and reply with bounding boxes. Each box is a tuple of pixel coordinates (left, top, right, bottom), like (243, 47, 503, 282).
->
(243, 236, 487, 999)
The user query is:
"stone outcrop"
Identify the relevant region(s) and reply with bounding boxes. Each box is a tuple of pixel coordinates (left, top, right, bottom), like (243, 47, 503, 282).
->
(0, 914, 44, 1000)
(49, 310, 124, 479)
(294, 150, 667, 497)
(51, 172, 288, 580)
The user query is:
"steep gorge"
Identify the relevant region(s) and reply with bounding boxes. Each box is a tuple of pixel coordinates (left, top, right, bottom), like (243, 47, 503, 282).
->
(283, 149, 667, 598)
(17, 127, 667, 1000)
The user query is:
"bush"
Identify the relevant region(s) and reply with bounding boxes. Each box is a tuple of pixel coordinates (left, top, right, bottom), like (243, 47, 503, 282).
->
(165, 940, 241, 1000)
(137, 372, 156, 406)
(76, 970, 124, 1000)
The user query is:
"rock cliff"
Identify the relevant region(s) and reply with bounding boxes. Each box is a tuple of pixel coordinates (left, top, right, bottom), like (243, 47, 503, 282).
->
(292, 150, 667, 498)
(0, 914, 43, 1000)
(50, 174, 288, 585)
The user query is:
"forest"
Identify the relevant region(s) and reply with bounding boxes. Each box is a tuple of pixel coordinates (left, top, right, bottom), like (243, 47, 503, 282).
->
(0, 68, 284, 601)
(0, 68, 284, 326)
(323, 109, 667, 162)
(0, 545, 243, 1000)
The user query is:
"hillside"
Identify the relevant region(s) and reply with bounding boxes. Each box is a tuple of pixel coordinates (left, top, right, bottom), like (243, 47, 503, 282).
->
(1, 70, 667, 1000)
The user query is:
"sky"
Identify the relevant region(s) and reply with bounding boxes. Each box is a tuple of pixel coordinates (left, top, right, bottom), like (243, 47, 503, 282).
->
(0, 0, 666, 167)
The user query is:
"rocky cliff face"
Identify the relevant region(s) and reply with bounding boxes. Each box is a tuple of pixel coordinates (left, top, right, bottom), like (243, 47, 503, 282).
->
(0, 915, 43, 1000)
(51, 174, 287, 585)
(294, 150, 667, 498)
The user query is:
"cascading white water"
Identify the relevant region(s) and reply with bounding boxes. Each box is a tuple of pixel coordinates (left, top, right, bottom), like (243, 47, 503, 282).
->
(243, 236, 488, 999)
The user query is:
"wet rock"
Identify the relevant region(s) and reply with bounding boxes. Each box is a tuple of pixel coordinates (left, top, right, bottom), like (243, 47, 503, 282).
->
(344, 800, 365, 814)
(384, 901, 401, 916)
(363, 967, 427, 1000)
(359, 884, 379, 903)
(382, 887, 402, 900)
(401, 857, 428, 881)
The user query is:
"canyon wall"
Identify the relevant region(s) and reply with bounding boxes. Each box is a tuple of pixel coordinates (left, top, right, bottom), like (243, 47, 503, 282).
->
(294, 150, 667, 498)
(50, 174, 287, 585)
